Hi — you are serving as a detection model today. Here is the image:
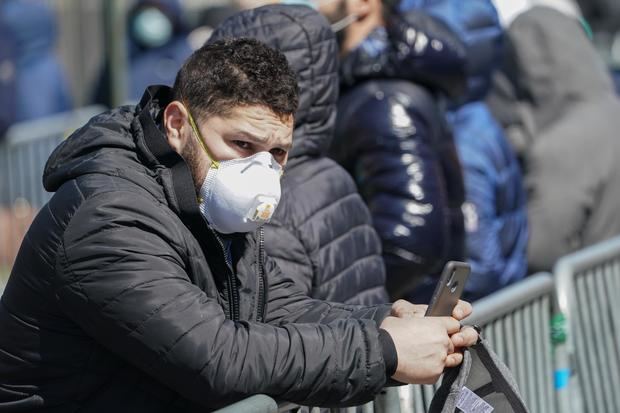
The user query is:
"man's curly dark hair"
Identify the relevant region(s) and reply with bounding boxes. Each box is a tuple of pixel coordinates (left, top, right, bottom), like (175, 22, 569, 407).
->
(173, 38, 299, 121)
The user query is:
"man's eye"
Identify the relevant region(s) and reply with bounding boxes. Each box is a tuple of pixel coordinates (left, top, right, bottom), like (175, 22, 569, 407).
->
(234, 140, 252, 150)
(270, 148, 286, 158)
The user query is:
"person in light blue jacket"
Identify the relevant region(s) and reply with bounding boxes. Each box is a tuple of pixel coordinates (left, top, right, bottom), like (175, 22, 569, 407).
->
(400, 0, 529, 300)
(448, 103, 528, 300)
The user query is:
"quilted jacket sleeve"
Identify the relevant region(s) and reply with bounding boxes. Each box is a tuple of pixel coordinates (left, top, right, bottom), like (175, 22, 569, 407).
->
(263, 251, 392, 326)
(54, 191, 389, 408)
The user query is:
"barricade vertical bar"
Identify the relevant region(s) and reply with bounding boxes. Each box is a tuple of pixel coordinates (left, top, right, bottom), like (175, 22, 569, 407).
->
(586, 273, 608, 412)
(26, 143, 37, 206)
(397, 385, 414, 413)
(522, 302, 536, 409)
(421, 384, 434, 411)
(504, 313, 517, 377)
(554, 236, 620, 413)
(535, 297, 549, 413)
(594, 265, 620, 410)
(513, 310, 527, 401)
(574, 276, 591, 412)
(492, 319, 504, 362)
(602, 262, 620, 410)
(411, 385, 425, 413)
(360, 402, 373, 413)
(609, 260, 620, 340)
(530, 299, 542, 413)
(607, 261, 620, 381)
(576, 275, 598, 412)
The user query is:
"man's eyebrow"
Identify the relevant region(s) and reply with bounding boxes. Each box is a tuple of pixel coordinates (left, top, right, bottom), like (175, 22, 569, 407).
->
(228, 130, 293, 151)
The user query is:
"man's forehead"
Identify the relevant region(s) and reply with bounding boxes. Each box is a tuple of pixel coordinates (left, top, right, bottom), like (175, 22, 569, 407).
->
(216, 105, 294, 147)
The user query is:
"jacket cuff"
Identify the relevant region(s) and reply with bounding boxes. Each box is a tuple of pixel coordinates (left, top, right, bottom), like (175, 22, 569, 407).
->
(379, 328, 398, 377)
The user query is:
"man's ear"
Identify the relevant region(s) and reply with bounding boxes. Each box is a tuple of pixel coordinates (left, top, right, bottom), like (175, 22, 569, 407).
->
(163, 101, 191, 154)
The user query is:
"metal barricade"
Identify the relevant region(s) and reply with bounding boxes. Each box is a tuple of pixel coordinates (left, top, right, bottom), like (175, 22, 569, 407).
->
(554, 236, 620, 413)
(0, 106, 106, 283)
(467, 272, 557, 413)
(397, 273, 556, 413)
(213, 394, 279, 413)
(397, 381, 437, 413)
(279, 274, 556, 413)
(279, 386, 401, 413)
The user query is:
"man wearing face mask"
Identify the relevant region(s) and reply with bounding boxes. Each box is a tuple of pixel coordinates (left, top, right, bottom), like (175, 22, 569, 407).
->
(209, 5, 389, 305)
(0, 38, 478, 411)
(314, 0, 468, 300)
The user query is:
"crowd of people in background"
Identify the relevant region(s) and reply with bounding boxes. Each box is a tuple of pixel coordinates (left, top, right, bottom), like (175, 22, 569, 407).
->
(1, 0, 620, 410)
(2, 0, 620, 301)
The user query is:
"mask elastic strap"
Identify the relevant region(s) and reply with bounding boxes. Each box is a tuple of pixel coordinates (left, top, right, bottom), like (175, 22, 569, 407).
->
(331, 13, 358, 32)
(185, 104, 220, 169)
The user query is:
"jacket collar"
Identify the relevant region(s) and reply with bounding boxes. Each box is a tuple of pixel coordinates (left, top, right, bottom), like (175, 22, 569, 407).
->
(135, 86, 245, 277)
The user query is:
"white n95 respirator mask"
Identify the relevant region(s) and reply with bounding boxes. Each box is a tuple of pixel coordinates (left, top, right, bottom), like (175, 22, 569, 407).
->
(186, 108, 282, 234)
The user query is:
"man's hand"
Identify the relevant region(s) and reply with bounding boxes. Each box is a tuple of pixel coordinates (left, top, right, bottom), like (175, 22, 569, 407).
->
(384, 300, 479, 383)
(390, 299, 473, 320)
(380, 316, 461, 384)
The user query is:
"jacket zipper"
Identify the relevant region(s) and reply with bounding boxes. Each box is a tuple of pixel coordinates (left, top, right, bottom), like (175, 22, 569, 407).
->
(256, 227, 267, 322)
(213, 232, 239, 321)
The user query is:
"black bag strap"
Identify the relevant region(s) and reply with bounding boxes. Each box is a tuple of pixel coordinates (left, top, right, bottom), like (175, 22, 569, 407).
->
(474, 342, 528, 413)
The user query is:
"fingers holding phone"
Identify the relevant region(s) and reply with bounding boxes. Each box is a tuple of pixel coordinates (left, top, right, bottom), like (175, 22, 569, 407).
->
(452, 300, 473, 320)
(424, 261, 479, 366)
(381, 261, 479, 383)
(390, 299, 427, 318)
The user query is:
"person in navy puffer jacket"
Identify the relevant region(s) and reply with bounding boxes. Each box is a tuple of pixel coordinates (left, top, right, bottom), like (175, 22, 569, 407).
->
(318, 1, 468, 300)
(402, 0, 528, 300)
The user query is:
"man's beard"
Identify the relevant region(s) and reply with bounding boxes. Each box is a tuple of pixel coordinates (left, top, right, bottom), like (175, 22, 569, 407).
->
(181, 137, 205, 194)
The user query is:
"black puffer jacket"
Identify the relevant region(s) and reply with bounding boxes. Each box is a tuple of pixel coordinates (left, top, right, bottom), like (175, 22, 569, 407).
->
(331, 10, 467, 299)
(0, 86, 393, 412)
(209, 6, 389, 305)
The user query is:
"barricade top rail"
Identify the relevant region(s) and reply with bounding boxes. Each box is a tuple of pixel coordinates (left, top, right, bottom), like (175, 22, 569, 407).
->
(553, 235, 620, 277)
(465, 272, 553, 326)
(212, 394, 278, 413)
(2, 105, 107, 147)
(552, 235, 620, 413)
(553, 235, 620, 317)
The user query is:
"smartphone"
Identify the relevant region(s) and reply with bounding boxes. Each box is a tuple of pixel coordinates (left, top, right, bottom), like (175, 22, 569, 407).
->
(425, 261, 471, 317)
